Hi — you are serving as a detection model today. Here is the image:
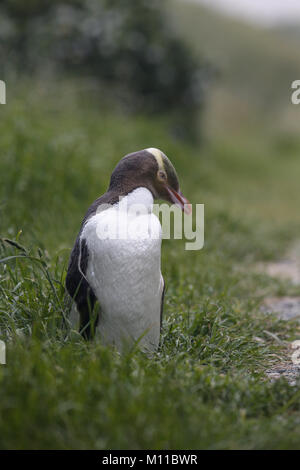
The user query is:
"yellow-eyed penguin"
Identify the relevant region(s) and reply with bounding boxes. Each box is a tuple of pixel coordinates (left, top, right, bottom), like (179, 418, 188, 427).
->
(66, 148, 190, 352)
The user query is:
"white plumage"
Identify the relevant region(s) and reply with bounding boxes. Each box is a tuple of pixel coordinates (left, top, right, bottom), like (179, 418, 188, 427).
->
(80, 188, 164, 352)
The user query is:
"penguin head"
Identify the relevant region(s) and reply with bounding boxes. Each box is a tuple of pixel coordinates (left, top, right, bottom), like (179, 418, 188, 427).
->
(109, 148, 191, 213)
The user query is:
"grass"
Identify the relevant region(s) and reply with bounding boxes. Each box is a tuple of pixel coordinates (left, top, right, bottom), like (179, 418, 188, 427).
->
(0, 78, 300, 449)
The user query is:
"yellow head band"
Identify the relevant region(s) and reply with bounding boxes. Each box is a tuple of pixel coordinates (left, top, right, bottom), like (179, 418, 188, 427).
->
(146, 147, 165, 172)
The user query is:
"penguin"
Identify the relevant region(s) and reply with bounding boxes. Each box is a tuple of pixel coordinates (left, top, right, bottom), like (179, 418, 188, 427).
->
(65, 148, 190, 352)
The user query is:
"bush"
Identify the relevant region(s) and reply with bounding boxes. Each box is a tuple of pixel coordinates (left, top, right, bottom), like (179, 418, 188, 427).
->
(0, 0, 208, 133)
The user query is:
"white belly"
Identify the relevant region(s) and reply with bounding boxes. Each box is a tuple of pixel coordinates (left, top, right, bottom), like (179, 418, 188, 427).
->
(80, 188, 163, 352)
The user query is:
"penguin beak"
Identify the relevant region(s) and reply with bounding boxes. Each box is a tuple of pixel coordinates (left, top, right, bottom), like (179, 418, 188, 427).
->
(166, 186, 192, 214)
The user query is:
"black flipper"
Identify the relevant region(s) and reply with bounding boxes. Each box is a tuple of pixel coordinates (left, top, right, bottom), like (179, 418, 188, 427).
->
(160, 278, 165, 331)
(65, 192, 117, 340)
(66, 236, 98, 339)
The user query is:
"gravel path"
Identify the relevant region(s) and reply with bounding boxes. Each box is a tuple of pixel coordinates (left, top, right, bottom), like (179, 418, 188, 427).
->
(258, 243, 300, 384)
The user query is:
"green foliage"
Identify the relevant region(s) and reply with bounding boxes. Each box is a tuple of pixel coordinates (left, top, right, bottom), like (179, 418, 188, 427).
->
(1, 79, 300, 448)
(0, 0, 206, 130)
(0, 238, 299, 449)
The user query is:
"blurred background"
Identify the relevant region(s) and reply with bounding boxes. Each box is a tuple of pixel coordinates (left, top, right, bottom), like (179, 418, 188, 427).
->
(1, 0, 300, 137)
(0, 0, 210, 139)
(175, 0, 300, 138)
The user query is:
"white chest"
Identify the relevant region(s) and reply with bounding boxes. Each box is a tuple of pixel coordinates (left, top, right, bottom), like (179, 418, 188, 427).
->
(81, 188, 163, 351)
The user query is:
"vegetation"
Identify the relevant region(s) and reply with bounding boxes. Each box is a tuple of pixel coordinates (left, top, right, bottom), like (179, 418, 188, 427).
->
(0, 0, 207, 139)
(0, 1, 300, 451)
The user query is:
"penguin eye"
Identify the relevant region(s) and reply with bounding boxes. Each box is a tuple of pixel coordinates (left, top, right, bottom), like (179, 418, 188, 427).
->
(158, 170, 167, 181)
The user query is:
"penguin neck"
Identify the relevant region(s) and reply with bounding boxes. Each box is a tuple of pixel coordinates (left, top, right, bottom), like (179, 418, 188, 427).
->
(108, 170, 156, 199)
(116, 187, 154, 213)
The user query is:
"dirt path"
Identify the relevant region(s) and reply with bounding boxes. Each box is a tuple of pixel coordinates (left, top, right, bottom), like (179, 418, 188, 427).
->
(257, 242, 300, 385)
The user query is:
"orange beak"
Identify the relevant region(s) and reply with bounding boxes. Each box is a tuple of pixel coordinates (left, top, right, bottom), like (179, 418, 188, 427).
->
(165, 186, 192, 214)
